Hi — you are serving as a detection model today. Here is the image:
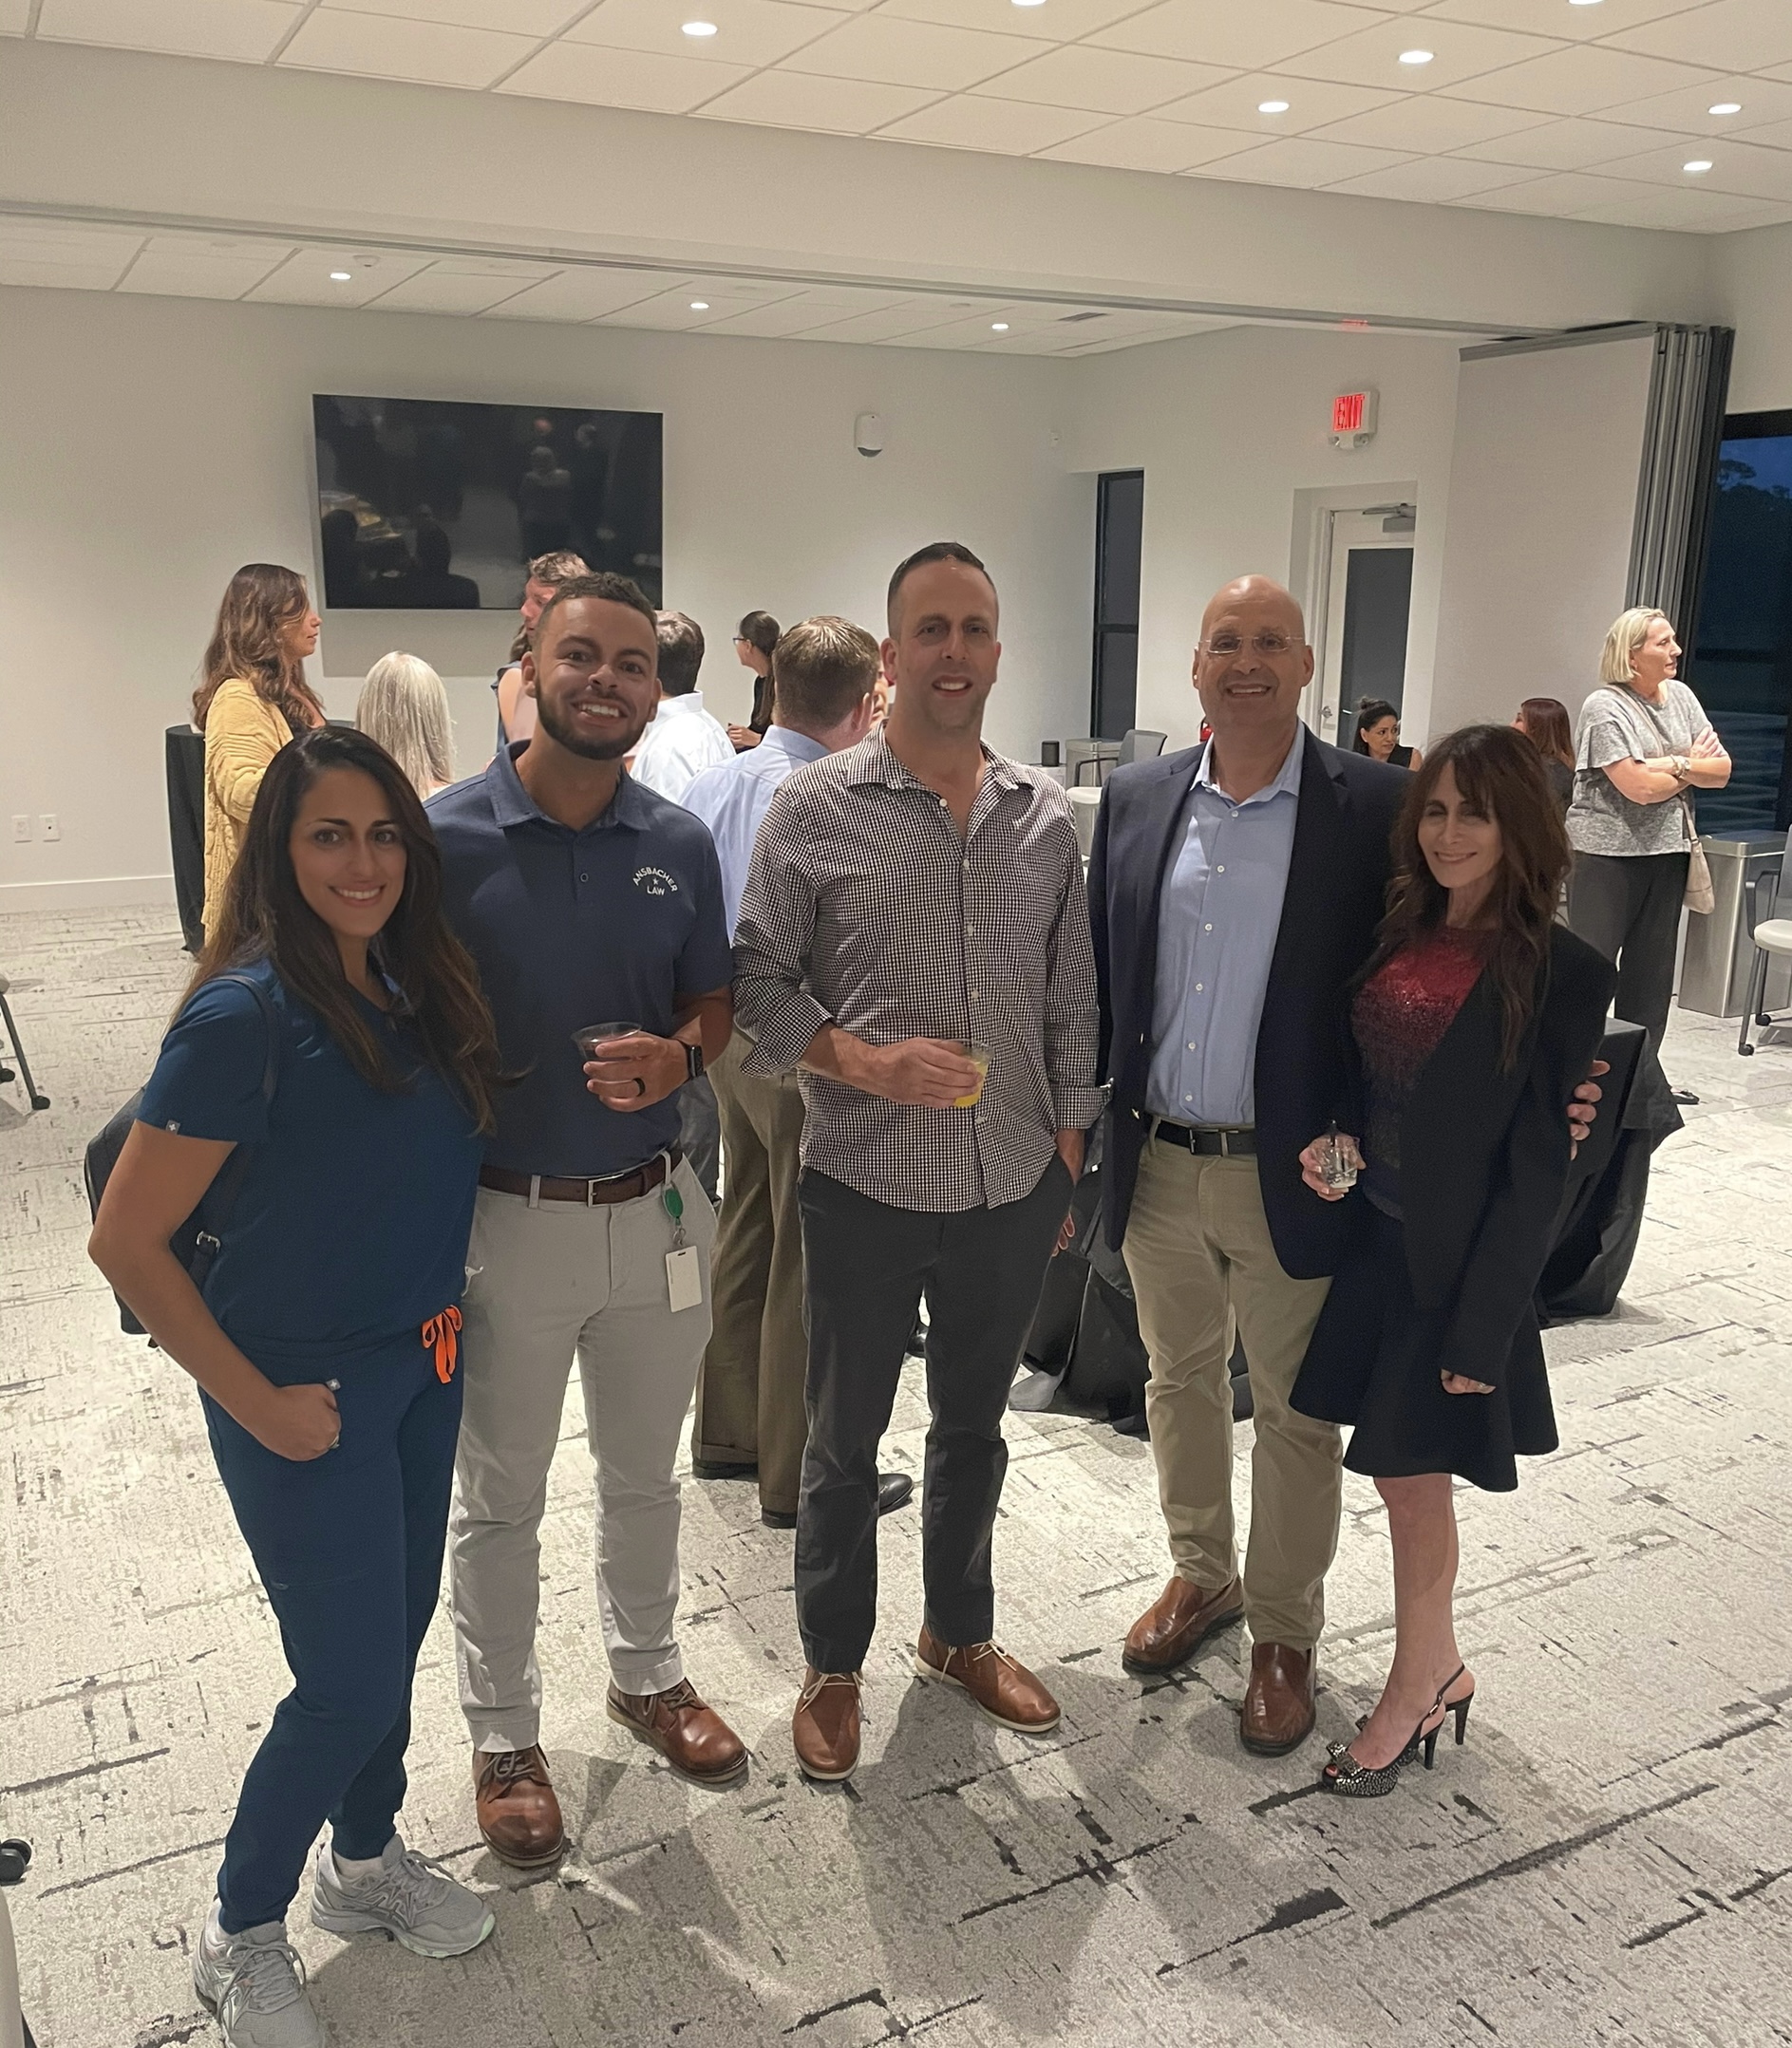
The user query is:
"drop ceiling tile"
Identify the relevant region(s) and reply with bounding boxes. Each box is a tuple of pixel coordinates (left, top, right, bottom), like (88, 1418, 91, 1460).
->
(796, 298, 990, 342)
(1459, 170, 1670, 216)
(781, 15, 1051, 91)
(0, 0, 27, 28)
(1440, 43, 1720, 116)
(1091, 0, 1395, 71)
(365, 260, 562, 313)
(1192, 134, 1416, 186)
(1606, 0, 1792, 72)
(1310, 94, 1549, 152)
(1422, 0, 1707, 38)
(1036, 115, 1266, 171)
(1569, 184, 1792, 231)
(0, 220, 145, 291)
(1282, 17, 1563, 94)
(1322, 153, 1540, 200)
(600, 286, 805, 329)
(323, 0, 572, 30)
(974, 45, 1234, 116)
(479, 267, 679, 321)
(1739, 115, 1792, 150)
(1451, 113, 1666, 168)
(498, 41, 754, 111)
(689, 67, 939, 130)
(692, 288, 907, 335)
(116, 235, 293, 297)
(35, 0, 300, 63)
(246, 246, 435, 304)
(881, 0, 1155, 35)
(567, 0, 845, 69)
(1151, 72, 1397, 133)
(1590, 136, 1792, 201)
(877, 94, 1109, 151)
(1610, 73, 1792, 137)
(279, 7, 538, 88)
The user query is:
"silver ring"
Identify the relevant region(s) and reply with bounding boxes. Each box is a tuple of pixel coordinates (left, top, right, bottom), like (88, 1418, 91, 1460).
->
(329, 1434, 342, 1452)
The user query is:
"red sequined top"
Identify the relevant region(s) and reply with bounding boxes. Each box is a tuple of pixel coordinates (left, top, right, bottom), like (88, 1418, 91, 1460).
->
(1353, 926, 1492, 1215)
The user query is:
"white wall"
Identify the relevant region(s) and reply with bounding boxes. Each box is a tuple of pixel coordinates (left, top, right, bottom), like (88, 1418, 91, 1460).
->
(1710, 223, 1792, 416)
(0, 286, 1091, 904)
(1062, 325, 1463, 750)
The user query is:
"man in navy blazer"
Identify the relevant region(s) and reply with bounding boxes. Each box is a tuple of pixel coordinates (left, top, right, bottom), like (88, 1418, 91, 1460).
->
(1089, 576, 1408, 1756)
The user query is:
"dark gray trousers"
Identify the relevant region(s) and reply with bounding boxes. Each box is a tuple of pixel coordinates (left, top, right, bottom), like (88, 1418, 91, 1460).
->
(1567, 849, 1688, 1056)
(678, 1071, 721, 1204)
(794, 1157, 1074, 1674)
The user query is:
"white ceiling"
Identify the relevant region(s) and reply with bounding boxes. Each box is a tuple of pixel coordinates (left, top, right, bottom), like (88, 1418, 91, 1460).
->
(7, 0, 1792, 238)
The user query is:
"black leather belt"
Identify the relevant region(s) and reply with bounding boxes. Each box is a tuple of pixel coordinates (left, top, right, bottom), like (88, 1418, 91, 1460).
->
(1152, 1120, 1255, 1157)
(481, 1150, 681, 1206)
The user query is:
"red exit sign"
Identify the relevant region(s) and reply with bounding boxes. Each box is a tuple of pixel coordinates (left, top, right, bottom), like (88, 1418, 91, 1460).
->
(1332, 391, 1368, 433)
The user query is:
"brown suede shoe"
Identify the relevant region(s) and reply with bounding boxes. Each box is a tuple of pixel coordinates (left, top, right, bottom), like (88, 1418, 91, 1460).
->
(1122, 1574, 1245, 1675)
(607, 1680, 748, 1785)
(1240, 1643, 1317, 1755)
(792, 1668, 862, 1782)
(473, 1745, 567, 1869)
(915, 1626, 1061, 1733)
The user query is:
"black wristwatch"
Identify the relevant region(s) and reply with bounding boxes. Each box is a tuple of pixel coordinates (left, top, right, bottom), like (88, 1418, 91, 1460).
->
(684, 1041, 706, 1082)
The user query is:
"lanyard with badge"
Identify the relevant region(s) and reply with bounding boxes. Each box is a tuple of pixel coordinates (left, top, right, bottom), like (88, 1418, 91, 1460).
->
(662, 1168, 704, 1313)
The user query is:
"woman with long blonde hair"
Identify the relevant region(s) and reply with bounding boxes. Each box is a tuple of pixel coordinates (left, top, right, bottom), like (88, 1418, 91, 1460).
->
(196, 565, 326, 939)
(357, 652, 455, 800)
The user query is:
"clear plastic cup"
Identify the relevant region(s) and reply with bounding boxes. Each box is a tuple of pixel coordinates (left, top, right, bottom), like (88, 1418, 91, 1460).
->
(573, 1022, 643, 1060)
(953, 1041, 991, 1109)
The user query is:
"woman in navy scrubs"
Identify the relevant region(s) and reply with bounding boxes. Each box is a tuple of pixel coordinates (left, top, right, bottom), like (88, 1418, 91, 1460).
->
(91, 727, 504, 2048)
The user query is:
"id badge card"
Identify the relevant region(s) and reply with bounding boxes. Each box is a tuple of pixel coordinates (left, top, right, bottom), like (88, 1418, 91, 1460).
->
(663, 1177, 704, 1313)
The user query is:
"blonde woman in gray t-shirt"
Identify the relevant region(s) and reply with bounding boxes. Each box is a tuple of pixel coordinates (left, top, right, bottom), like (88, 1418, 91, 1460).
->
(1565, 608, 1730, 1099)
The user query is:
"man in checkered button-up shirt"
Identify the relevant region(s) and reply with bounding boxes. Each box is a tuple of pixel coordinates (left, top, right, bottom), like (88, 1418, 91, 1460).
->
(732, 541, 1103, 1781)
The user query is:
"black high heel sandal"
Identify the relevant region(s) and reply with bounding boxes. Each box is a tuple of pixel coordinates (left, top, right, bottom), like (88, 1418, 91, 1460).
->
(1323, 1665, 1470, 1798)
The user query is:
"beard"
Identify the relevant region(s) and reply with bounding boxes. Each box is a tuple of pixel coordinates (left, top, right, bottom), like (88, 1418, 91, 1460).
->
(535, 687, 651, 761)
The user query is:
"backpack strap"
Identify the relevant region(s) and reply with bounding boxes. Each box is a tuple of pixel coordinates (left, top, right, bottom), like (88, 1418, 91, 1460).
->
(188, 972, 279, 1289)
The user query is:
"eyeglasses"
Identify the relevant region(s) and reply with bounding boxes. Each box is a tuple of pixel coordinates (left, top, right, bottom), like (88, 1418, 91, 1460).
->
(1200, 631, 1305, 659)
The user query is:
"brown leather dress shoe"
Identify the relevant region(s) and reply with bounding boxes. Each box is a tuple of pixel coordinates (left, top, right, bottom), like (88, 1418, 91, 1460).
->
(1122, 1574, 1245, 1675)
(473, 1745, 567, 1869)
(915, 1626, 1061, 1733)
(1240, 1643, 1317, 1755)
(792, 1668, 862, 1781)
(607, 1680, 748, 1785)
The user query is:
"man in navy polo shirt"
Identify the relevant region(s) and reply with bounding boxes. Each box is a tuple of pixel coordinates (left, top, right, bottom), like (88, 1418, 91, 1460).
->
(430, 573, 746, 1869)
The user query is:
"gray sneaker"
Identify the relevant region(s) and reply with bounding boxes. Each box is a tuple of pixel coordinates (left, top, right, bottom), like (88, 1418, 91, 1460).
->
(310, 1836, 495, 1960)
(192, 1903, 325, 2048)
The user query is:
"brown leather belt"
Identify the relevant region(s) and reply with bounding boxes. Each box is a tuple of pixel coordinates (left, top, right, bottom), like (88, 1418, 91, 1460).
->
(480, 1151, 679, 1206)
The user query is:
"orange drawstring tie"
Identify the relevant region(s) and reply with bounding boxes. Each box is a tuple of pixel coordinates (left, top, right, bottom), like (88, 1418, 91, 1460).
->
(422, 1304, 462, 1384)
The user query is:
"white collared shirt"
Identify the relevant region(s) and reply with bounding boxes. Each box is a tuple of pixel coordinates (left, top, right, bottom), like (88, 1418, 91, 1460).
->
(630, 691, 736, 802)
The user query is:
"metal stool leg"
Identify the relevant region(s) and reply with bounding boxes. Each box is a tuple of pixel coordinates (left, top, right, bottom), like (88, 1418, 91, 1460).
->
(0, 994, 48, 1111)
(1739, 949, 1769, 1057)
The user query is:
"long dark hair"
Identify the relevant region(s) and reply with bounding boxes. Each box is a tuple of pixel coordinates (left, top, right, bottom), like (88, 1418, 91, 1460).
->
(1351, 698, 1400, 754)
(1366, 724, 1571, 1068)
(194, 564, 326, 734)
(189, 727, 503, 1131)
(1517, 696, 1575, 769)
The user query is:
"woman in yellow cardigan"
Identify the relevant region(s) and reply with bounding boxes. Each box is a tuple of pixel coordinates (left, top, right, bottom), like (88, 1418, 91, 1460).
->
(196, 565, 326, 938)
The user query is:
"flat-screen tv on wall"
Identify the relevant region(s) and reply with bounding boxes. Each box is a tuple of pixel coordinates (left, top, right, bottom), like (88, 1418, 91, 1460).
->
(312, 395, 663, 611)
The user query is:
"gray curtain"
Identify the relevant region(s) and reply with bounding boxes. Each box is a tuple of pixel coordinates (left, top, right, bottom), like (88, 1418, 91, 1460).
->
(1626, 323, 1735, 647)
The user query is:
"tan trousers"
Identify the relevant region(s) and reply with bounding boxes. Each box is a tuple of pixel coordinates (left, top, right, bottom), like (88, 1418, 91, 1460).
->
(1121, 1135, 1342, 1649)
(692, 1028, 809, 1517)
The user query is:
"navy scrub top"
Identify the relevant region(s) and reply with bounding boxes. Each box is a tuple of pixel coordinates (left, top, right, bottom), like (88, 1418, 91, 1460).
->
(136, 959, 483, 1358)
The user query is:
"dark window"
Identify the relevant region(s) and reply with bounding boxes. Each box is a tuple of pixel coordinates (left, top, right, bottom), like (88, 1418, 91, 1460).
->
(1091, 471, 1143, 742)
(1684, 408, 1792, 836)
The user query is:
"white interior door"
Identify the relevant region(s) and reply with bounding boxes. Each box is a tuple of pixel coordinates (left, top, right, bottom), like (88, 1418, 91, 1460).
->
(1305, 508, 1415, 745)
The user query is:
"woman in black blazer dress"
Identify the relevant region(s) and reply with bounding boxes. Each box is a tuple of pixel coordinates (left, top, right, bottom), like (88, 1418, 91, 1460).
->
(1292, 724, 1615, 1797)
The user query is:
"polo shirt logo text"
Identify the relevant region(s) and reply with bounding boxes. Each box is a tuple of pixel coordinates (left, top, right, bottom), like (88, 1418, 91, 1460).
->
(633, 866, 679, 897)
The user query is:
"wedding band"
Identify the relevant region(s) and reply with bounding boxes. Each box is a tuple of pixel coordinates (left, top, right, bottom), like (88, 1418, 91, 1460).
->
(329, 1433, 341, 1451)
(633, 1076, 647, 1098)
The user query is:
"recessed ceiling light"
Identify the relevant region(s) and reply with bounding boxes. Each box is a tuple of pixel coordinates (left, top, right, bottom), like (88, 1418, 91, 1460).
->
(1257, 99, 1291, 114)
(1684, 159, 1713, 174)
(1398, 48, 1434, 66)
(1012, 1, 1047, 9)
(1568, 1, 1602, 9)
(682, 19, 717, 36)
(991, 322, 1009, 331)
(1709, 102, 1742, 116)
(330, 270, 352, 281)
(689, 301, 710, 310)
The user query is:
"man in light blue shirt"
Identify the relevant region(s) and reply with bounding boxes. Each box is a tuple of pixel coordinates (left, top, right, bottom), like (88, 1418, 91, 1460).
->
(1145, 726, 1303, 1127)
(681, 618, 881, 1529)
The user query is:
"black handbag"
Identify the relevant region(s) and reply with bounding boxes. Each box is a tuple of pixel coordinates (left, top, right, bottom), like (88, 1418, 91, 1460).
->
(83, 972, 279, 1337)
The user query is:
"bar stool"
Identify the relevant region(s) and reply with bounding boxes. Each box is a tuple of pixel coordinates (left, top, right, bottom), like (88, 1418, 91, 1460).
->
(0, 976, 49, 1112)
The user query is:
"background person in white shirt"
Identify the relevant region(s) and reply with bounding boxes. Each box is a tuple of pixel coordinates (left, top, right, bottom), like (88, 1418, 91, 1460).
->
(631, 612, 736, 802)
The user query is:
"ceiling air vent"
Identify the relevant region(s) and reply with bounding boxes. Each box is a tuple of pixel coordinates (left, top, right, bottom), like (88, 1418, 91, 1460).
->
(1059, 310, 1106, 323)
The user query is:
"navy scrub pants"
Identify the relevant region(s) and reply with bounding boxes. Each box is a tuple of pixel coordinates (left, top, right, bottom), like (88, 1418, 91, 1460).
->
(203, 1325, 462, 1933)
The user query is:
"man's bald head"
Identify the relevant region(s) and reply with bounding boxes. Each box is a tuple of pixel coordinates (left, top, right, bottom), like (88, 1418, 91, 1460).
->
(1193, 573, 1312, 757)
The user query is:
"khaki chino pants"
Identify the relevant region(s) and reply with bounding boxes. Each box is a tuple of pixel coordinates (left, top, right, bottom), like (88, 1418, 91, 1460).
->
(1121, 1135, 1341, 1649)
(449, 1158, 716, 1753)
(693, 1028, 810, 1518)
